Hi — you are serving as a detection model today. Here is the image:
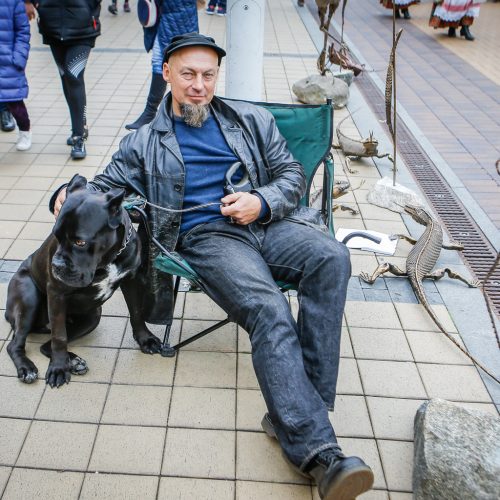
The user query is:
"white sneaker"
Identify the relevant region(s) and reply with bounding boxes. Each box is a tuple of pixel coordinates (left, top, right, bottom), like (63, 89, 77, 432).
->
(16, 131, 32, 151)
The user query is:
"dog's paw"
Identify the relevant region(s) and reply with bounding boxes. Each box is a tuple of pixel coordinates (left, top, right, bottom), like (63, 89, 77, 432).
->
(46, 362, 71, 388)
(135, 333, 162, 355)
(69, 353, 89, 375)
(17, 361, 39, 384)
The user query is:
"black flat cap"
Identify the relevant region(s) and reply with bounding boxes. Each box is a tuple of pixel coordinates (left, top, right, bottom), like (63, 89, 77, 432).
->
(163, 32, 226, 64)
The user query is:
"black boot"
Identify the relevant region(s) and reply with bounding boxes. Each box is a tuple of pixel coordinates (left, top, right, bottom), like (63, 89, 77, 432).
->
(448, 27, 457, 37)
(125, 73, 167, 130)
(402, 8, 411, 19)
(1, 109, 15, 132)
(71, 136, 86, 160)
(395, 9, 401, 19)
(460, 25, 475, 41)
(306, 448, 374, 500)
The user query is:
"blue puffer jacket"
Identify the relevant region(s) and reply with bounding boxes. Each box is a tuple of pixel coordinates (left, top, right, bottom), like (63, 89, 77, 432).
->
(143, 0, 199, 52)
(0, 0, 30, 102)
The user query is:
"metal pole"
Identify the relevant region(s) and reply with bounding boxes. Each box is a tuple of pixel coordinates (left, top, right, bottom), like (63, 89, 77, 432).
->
(225, 0, 266, 100)
(392, 4, 398, 186)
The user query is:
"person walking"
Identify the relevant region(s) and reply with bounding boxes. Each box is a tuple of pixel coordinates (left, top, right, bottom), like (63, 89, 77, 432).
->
(380, 1, 420, 20)
(429, 0, 484, 40)
(0, 0, 33, 151)
(35, 0, 102, 159)
(125, 0, 200, 130)
(108, 0, 130, 15)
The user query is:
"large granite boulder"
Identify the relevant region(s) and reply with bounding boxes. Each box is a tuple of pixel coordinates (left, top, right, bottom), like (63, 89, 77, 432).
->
(292, 74, 349, 108)
(413, 399, 500, 500)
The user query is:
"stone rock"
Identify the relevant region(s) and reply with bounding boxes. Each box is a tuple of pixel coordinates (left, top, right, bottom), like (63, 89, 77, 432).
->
(413, 399, 500, 500)
(332, 69, 354, 87)
(292, 74, 349, 108)
(367, 176, 423, 213)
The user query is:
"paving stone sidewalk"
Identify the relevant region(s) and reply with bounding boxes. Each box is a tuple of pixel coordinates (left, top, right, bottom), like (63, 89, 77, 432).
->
(0, 1, 498, 499)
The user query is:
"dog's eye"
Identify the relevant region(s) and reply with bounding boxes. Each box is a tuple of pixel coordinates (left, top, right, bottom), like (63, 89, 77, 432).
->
(74, 240, 86, 247)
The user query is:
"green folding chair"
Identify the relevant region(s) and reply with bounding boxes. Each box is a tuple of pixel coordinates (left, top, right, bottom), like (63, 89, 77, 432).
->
(127, 99, 334, 357)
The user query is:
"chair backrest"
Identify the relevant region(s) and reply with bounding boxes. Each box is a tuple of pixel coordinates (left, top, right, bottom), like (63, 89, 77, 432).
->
(253, 100, 334, 207)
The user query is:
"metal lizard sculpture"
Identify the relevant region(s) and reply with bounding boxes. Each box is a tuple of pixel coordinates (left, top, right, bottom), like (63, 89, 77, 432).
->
(360, 204, 499, 384)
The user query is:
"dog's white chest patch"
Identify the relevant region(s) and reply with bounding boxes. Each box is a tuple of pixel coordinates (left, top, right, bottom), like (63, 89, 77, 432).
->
(94, 264, 129, 301)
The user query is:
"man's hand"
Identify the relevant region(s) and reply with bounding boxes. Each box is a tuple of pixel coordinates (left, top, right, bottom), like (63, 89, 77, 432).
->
(220, 192, 262, 225)
(25, 1, 36, 21)
(53, 188, 67, 218)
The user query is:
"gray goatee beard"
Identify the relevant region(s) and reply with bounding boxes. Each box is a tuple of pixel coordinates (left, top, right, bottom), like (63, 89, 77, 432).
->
(180, 103, 210, 127)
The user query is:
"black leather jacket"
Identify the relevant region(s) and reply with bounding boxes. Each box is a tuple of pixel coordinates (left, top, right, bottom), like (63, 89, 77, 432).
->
(88, 94, 307, 323)
(36, 0, 102, 43)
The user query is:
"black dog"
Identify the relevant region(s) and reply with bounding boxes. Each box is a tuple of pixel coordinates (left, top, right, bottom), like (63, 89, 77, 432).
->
(5, 175, 162, 387)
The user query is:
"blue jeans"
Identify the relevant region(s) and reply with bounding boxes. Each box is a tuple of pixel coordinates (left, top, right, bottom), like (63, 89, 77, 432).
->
(177, 218, 351, 470)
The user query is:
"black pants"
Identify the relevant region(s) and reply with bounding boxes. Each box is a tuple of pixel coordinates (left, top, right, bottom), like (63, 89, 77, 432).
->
(50, 44, 92, 137)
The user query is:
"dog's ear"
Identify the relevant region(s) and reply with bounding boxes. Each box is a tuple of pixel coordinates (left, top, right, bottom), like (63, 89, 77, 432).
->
(106, 189, 126, 229)
(66, 174, 87, 194)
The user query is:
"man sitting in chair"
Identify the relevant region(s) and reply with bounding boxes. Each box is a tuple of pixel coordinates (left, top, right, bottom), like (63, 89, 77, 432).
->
(52, 33, 374, 499)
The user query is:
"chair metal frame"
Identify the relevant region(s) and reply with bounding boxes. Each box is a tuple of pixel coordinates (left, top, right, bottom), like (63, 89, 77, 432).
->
(128, 99, 335, 357)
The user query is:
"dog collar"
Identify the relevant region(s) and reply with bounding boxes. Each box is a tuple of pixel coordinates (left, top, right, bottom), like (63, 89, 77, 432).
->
(116, 214, 133, 257)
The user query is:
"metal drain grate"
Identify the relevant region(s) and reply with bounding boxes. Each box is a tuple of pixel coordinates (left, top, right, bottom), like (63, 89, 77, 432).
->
(354, 72, 500, 318)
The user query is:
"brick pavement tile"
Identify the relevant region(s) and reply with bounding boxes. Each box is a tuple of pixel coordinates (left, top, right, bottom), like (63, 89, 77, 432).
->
(366, 397, 425, 441)
(345, 301, 401, 330)
(337, 358, 363, 395)
(330, 394, 373, 438)
(71, 316, 127, 349)
(0, 418, 30, 465)
(313, 489, 389, 500)
(394, 303, 458, 333)
(159, 477, 234, 500)
(175, 350, 236, 388)
(89, 424, 165, 475)
(100, 290, 129, 317)
(0, 375, 45, 418)
(169, 386, 235, 430)
(378, 440, 413, 493)
(405, 330, 471, 365)
(80, 473, 158, 500)
(64, 346, 118, 384)
(358, 360, 427, 399)
(0, 318, 11, 341)
(101, 384, 171, 426)
(0, 220, 25, 239)
(184, 292, 227, 321)
(0, 467, 10, 497)
(35, 381, 107, 423)
(17, 222, 53, 240)
(338, 437, 386, 490)
(2, 468, 83, 500)
(0, 239, 13, 259)
(0, 205, 36, 222)
(350, 328, 413, 362)
(236, 431, 308, 484)
(236, 388, 267, 432)
(237, 353, 259, 390)
(238, 480, 312, 500)
(389, 494, 413, 500)
(17, 420, 96, 470)
(162, 428, 235, 479)
(180, 319, 237, 352)
(113, 348, 174, 386)
(350, 254, 379, 277)
(4, 239, 41, 260)
(417, 364, 491, 402)
(340, 326, 354, 358)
